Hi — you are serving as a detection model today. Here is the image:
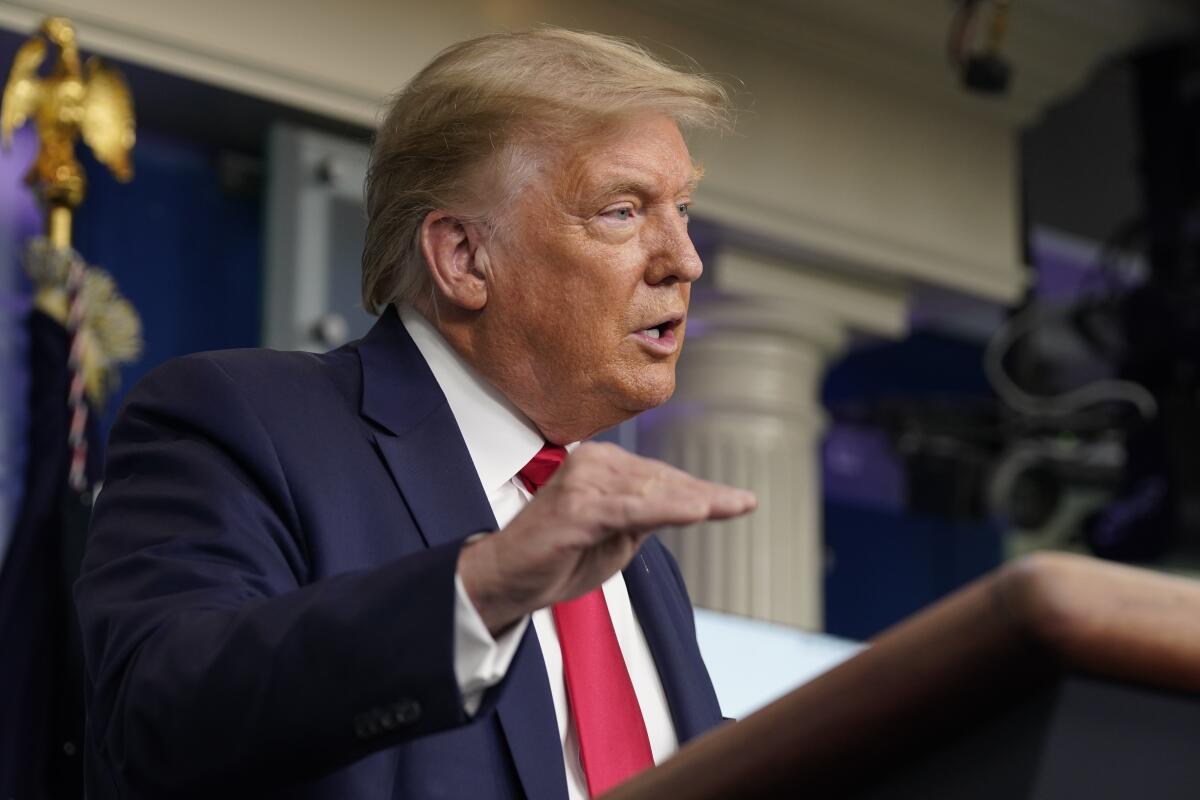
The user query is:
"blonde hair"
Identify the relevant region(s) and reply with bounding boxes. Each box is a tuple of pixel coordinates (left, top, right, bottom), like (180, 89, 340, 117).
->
(361, 27, 730, 315)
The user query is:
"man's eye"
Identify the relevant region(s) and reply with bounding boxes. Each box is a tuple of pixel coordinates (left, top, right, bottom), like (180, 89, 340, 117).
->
(677, 202, 690, 218)
(606, 207, 633, 221)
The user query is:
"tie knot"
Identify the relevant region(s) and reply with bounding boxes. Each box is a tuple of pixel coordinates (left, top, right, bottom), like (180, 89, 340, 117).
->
(518, 444, 568, 494)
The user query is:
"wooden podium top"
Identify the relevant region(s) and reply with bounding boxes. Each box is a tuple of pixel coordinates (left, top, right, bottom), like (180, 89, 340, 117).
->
(605, 552, 1200, 799)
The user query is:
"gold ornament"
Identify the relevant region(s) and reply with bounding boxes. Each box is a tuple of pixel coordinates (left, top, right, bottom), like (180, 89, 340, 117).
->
(1, 15, 136, 248)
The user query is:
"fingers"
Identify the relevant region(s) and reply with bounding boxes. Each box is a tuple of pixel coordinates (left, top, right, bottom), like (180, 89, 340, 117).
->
(606, 480, 755, 531)
(704, 482, 759, 519)
(566, 442, 749, 500)
(563, 442, 756, 531)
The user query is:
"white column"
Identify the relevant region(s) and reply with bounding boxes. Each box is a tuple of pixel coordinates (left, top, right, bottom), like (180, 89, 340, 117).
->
(641, 250, 909, 630)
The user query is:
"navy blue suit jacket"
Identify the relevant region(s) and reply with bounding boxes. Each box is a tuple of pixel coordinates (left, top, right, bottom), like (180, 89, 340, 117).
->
(76, 307, 724, 798)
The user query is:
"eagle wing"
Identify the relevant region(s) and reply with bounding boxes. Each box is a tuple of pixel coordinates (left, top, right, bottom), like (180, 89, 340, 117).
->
(1, 37, 46, 148)
(81, 56, 135, 181)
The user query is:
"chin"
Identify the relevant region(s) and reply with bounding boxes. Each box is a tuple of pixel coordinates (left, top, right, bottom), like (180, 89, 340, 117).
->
(616, 371, 677, 413)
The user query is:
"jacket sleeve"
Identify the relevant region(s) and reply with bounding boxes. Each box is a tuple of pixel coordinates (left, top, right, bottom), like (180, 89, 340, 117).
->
(75, 355, 474, 795)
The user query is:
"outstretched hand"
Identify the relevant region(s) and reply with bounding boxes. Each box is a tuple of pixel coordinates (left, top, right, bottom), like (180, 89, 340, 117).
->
(457, 442, 757, 636)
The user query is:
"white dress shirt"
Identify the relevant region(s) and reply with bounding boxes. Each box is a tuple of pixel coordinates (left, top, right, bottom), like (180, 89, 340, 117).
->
(399, 305, 678, 799)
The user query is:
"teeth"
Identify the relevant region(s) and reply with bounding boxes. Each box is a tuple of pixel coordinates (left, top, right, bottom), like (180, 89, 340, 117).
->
(642, 327, 662, 339)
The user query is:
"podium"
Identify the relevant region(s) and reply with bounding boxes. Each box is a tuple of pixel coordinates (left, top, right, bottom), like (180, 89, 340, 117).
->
(606, 553, 1200, 799)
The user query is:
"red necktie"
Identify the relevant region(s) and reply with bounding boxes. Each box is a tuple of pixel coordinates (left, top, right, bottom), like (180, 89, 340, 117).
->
(518, 444, 656, 798)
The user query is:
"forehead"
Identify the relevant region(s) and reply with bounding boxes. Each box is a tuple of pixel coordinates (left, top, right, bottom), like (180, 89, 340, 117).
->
(552, 114, 699, 201)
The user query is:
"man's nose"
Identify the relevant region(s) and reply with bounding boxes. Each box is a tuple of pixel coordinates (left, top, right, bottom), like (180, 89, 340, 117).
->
(646, 214, 704, 286)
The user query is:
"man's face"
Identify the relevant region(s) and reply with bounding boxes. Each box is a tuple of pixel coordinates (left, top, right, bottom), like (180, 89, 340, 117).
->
(475, 113, 703, 443)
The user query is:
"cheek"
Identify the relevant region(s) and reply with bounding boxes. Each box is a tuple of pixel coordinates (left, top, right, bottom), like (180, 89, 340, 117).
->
(546, 259, 637, 339)
(489, 252, 569, 335)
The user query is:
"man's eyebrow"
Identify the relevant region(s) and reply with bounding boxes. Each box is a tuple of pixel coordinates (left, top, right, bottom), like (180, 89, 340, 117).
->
(586, 166, 704, 204)
(590, 178, 653, 201)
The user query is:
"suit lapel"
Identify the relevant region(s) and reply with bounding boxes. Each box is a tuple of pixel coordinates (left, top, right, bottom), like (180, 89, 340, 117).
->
(358, 308, 568, 799)
(371, 409, 497, 550)
(359, 307, 496, 548)
(624, 541, 725, 743)
(494, 626, 570, 800)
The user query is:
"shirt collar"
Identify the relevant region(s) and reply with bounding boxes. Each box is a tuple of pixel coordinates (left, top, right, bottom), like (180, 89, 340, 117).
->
(398, 304, 546, 496)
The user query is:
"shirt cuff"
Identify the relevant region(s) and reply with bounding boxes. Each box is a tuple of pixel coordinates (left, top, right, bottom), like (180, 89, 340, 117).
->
(453, 572, 529, 716)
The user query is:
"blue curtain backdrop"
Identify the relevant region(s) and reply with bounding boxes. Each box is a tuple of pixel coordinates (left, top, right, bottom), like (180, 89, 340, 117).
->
(73, 131, 264, 433)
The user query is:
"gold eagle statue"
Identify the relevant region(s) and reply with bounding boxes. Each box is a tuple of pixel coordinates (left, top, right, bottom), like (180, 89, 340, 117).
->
(0, 15, 135, 211)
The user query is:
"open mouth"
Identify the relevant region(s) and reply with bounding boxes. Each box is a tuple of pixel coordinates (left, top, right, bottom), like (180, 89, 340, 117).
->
(637, 317, 681, 338)
(634, 316, 683, 349)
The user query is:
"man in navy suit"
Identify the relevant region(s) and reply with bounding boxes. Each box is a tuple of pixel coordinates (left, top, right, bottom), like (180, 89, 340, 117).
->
(77, 27, 752, 798)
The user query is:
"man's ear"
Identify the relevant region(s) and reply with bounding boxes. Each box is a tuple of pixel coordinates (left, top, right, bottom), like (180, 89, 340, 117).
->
(419, 210, 489, 311)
